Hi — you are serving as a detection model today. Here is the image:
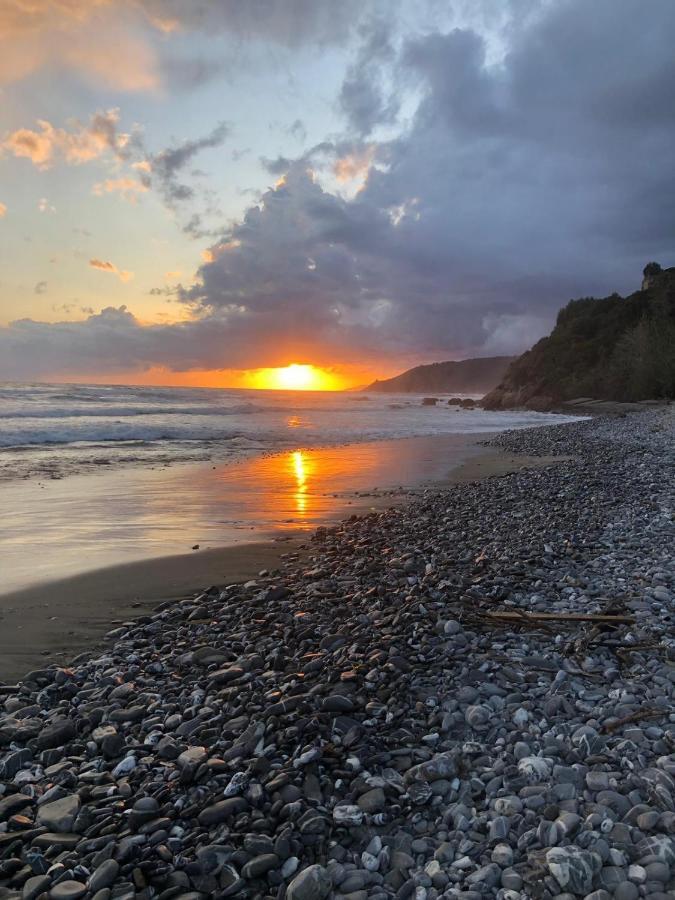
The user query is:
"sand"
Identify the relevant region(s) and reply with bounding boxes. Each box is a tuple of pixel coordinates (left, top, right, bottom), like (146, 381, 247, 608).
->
(0, 438, 568, 683)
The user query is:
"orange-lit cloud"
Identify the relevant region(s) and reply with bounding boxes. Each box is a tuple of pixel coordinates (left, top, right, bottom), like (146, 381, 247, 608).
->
(89, 258, 134, 283)
(333, 144, 375, 185)
(3, 109, 127, 169)
(0, 201, 6, 217)
(93, 176, 148, 202)
(0, 1, 160, 90)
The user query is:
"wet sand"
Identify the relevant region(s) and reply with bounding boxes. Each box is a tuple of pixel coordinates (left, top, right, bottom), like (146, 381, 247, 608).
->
(0, 434, 568, 682)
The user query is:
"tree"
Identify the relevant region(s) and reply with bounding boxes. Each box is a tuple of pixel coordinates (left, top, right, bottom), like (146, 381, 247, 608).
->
(643, 261, 662, 278)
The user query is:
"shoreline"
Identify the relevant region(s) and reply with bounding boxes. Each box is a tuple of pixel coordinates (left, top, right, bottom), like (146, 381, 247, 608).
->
(0, 408, 672, 899)
(0, 436, 568, 683)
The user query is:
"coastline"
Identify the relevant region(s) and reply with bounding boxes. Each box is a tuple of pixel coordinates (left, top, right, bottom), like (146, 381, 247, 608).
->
(0, 408, 672, 899)
(0, 433, 568, 683)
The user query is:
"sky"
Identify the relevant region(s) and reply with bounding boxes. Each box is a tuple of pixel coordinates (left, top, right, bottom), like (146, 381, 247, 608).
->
(0, 0, 673, 388)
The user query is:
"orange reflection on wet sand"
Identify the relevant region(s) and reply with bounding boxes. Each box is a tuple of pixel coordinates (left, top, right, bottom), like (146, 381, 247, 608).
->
(0, 433, 483, 595)
(210, 443, 381, 528)
(292, 450, 308, 515)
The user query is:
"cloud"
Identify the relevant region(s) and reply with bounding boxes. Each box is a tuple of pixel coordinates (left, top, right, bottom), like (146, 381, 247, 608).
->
(178, 0, 675, 364)
(89, 258, 134, 283)
(0, 306, 292, 379)
(38, 198, 56, 213)
(338, 19, 399, 136)
(52, 303, 95, 316)
(147, 121, 229, 207)
(333, 144, 376, 185)
(137, 0, 364, 47)
(92, 176, 148, 202)
(3, 109, 128, 169)
(34, 280, 47, 294)
(0, 201, 6, 217)
(3, 106, 224, 225)
(0, 1, 160, 90)
(1, 0, 674, 380)
(0, 0, 369, 94)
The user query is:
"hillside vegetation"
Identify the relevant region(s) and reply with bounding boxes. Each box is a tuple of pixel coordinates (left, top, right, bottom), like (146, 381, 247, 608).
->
(368, 356, 513, 394)
(483, 263, 675, 410)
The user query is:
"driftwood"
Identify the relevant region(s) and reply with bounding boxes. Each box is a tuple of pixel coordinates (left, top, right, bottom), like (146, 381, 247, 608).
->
(483, 611, 635, 625)
(600, 707, 665, 733)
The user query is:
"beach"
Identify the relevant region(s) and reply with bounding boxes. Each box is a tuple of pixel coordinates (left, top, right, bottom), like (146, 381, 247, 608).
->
(0, 431, 567, 682)
(0, 407, 673, 900)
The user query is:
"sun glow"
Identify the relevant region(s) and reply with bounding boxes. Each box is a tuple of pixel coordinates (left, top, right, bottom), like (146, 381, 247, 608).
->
(248, 363, 342, 391)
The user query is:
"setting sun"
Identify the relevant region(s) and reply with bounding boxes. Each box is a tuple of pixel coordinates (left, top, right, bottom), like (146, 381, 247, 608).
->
(248, 364, 343, 391)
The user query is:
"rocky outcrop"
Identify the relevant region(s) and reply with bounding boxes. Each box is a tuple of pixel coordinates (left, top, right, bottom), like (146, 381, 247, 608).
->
(484, 263, 675, 410)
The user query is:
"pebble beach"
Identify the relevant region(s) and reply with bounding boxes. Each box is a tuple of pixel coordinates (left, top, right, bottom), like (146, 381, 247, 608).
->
(1, 408, 673, 900)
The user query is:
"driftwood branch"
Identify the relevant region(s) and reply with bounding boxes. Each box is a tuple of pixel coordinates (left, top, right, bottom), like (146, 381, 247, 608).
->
(483, 611, 635, 625)
(601, 707, 665, 733)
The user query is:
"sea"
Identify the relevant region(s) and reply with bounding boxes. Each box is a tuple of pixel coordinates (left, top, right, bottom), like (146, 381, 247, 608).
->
(0, 382, 576, 483)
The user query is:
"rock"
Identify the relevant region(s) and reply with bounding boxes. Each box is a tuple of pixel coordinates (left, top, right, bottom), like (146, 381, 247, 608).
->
(613, 884, 639, 900)
(333, 805, 363, 827)
(197, 797, 248, 826)
(357, 788, 385, 813)
(88, 860, 120, 892)
(48, 881, 87, 899)
(192, 646, 229, 666)
(36, 720, 75, 750)
(37, 794, 80, 833)
(22, 875, 50, 900)
(31, 833, 81, 850)
(546, 846, 602, 894)
(286, 865, 332, 900)
(518, 756, 552, 783)
(465, 705, 491, 727)
(0, 794, 34, 820)
(241, 854, 280, 879)
(466, 864, 501, 887)
(636, 835, 675, 865)
(321, 695, 354, 713)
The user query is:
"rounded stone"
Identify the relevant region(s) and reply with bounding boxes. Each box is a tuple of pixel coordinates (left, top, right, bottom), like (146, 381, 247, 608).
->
(286, 865, 332, 900)
(49, 881, 87, 900)
(613, 882, 639, 900)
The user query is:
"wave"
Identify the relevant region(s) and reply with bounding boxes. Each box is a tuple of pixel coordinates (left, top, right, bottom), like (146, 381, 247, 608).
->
(0, 402, 263, 420)
(0, 423, 249, 448)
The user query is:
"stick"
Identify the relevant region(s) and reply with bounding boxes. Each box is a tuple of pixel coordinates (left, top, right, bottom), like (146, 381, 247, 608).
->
(484, 612, 635, 625)
(600, 708, 665, 733)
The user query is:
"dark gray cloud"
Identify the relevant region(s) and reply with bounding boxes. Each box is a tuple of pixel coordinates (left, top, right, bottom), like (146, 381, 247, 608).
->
(147, 122, 230, 207)
(182, 0, 675, 363)
(287, 119, 307, 142)
(34, 281, 47, 294)
(141, 0, 365, 47)
(0, 305, 368, 379)
(338, 19, 399, 136)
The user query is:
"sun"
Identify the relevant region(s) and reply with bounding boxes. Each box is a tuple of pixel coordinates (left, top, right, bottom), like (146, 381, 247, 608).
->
(274, 364, 318, 389)
(248, 364, 342, 391)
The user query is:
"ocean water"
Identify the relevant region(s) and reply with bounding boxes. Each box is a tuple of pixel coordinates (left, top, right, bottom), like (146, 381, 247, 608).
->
(0, 382, 577, 482)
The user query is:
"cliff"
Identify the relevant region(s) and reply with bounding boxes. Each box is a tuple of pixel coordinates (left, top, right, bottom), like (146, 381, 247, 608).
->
(368, 356, 513, 394)
(483, 264, 675, 410)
